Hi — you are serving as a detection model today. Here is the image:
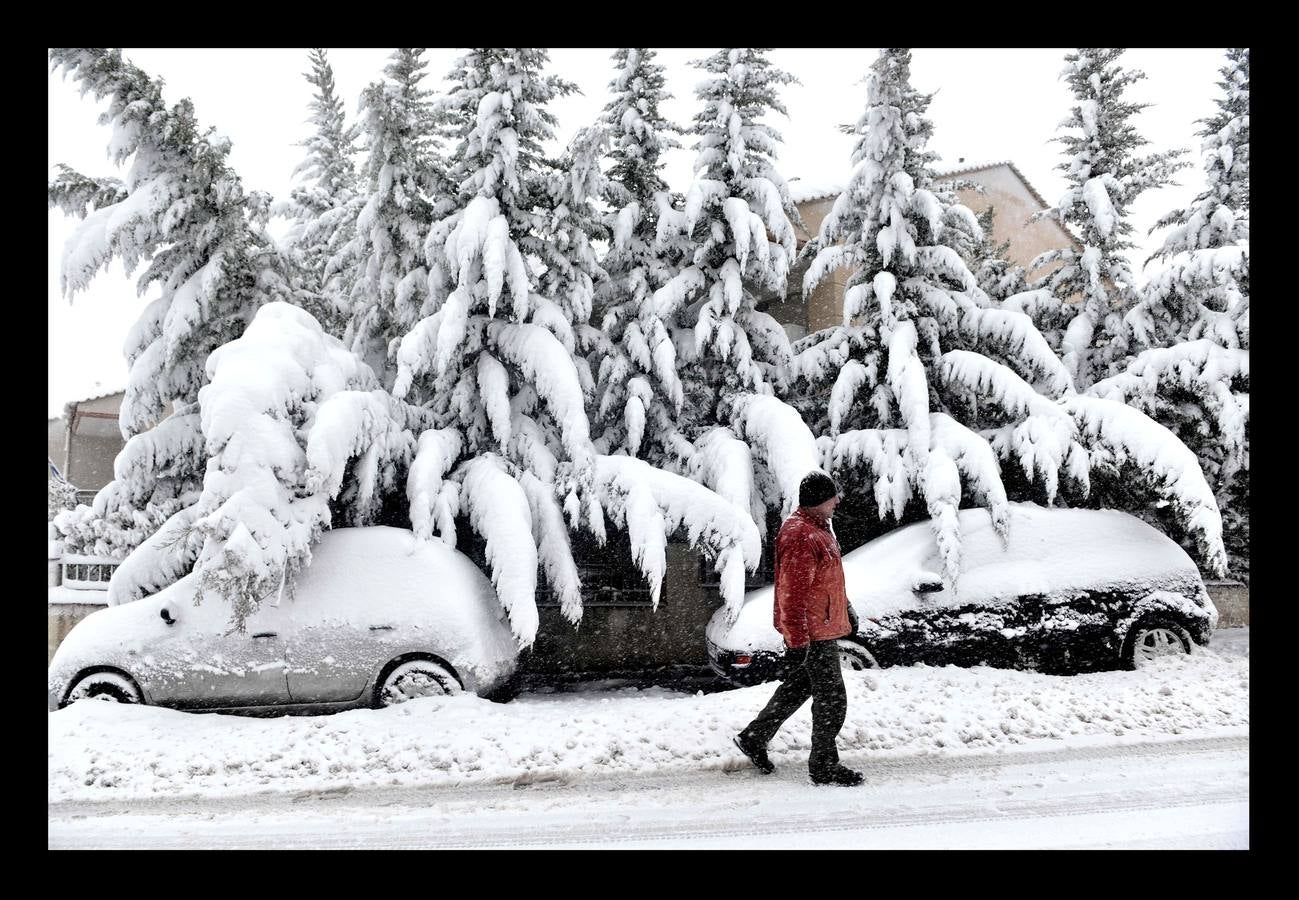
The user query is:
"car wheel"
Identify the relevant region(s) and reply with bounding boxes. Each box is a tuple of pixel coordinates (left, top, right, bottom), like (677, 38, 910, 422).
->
(64, 670, 142, 707)
(375, 658, 461, 708)
(836, 639, 880, 672)
(1122, 618, 1193, 670)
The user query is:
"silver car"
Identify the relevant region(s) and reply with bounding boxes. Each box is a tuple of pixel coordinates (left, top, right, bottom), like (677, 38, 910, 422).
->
(48, 527, 520, 713)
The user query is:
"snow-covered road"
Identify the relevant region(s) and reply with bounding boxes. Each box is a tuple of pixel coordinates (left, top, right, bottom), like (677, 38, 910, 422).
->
(48, 734, 1247, 848)
(48, 628, 1248, 848)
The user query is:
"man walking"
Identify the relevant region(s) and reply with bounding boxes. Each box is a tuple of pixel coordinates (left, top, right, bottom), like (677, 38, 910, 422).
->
(734, 471, 864, 786)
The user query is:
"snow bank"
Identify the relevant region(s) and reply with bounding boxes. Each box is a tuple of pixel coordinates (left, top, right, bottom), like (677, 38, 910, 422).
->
(48, 643, 1247, 803)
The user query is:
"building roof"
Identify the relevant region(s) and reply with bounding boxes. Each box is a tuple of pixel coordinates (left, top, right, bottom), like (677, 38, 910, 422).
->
(789, 160, 1056, 215)
(932, 159, 1055, 212)
(787, 179, 846, 204)
(48, 383, 127, 423)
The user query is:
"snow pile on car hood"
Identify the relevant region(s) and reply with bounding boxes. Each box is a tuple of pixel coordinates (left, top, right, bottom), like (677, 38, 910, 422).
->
(49, 639, 1248, 803)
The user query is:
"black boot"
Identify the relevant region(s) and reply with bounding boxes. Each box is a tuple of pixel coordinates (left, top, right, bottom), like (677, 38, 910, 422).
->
(733, 733, 775, 774)
(810, 763, 864, 786)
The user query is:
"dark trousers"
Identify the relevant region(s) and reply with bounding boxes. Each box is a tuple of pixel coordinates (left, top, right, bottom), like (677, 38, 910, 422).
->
(739, 639, 847, 773)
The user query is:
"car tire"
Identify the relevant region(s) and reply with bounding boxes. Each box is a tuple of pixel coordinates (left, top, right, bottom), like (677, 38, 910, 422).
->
(836, 639, 880, 672)
(1121, 617, 1193, 670)
(63, 670, 143, 707)
(374, 658, 461, 708)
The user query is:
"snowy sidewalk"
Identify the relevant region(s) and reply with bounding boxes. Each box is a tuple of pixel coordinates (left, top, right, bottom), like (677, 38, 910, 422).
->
(49, 629, 1248, 804)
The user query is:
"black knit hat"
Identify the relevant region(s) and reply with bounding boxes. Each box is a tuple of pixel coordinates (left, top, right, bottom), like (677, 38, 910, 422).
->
(798, 471, 839, 508)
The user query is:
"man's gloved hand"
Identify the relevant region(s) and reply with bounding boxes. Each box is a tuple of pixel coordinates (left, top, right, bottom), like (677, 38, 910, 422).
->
(847, 606, 860, 632)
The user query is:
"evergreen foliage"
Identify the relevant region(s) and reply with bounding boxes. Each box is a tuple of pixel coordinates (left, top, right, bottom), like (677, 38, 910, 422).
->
(588, 49, 687, 461)
(1030, 48, 1190, 389)
(1098, 49, 1250, 579)
(48, 47, 1239, 627)
(48, 48, 290, 562)
(647, 48, 828, 539)
(280, 49, 362, 337)
(797, 48, 1225, 583)
(337, 49, 442, 385)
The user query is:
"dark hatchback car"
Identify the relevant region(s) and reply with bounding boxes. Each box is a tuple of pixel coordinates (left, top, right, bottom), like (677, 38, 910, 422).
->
(706, 503, 1218, 683)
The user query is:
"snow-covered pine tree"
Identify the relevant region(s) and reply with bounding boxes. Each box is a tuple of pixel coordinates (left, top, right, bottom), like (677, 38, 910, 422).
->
(110, 301, 418, 626)
(48, 48, 290, 564)
(1030, 48, 1190, 390)
(587, 48, 689, 463)
(537, 124, 609, 361)
(279, 48, 363, 338)
(396, 49, 762, 642)
(796, 48, 1227, 584)
(1129, 48, 1248, 352)
(651, 48, 827, 542)
(1094, 48, 1250, 579)
(335, 49, 442, 386)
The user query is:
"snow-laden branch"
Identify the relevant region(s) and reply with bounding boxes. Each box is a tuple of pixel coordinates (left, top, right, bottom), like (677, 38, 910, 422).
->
(829, 360, 870, 437)
(520, 470, 583, 625)
(304, 390, 397, 499)
(407, 428, 464, 544)
(181, 303, 378, 627)
(107, 505, 201, 606)
(730, 394, 820, 516)
(929, 413, 1009, 539)
(594, 454, 761, 621)
(1090, 340, 1249, 460)
(887, 322, 931, 471)
(826, 428, 912, 522)
(111, 411, 205, 506)
(488, 321, 594, 473)
(1062, 395, 1227, 575)
(958, 306, 1076, 398)
(458, 454, 539, 647)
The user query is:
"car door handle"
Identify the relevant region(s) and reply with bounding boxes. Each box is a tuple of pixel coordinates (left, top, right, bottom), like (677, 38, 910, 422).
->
(369, 625, 394, 632)
(252, 632, 278, 639)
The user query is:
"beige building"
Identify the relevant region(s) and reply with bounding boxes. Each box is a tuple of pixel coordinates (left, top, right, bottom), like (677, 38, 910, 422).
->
(775, 160, 1081, 337)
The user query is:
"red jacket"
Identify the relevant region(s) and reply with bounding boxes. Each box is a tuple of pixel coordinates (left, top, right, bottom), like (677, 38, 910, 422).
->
(773, 508, 852, 649)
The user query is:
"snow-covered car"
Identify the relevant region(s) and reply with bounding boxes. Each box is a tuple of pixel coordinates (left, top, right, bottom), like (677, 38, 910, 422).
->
(48, 527, 520, 713)
(706, 503, 1218, 683)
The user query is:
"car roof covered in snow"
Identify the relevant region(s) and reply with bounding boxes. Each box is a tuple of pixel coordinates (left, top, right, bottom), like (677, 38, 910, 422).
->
(709, 503, 1201, 651)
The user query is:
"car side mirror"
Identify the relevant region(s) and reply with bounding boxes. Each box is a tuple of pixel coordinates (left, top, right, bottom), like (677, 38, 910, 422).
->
(160, 606, 176, 626)
(912, 574, 945, 594)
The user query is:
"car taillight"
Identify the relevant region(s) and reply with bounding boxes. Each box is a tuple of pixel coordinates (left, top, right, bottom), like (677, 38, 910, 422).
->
(733, 655, 753, 667)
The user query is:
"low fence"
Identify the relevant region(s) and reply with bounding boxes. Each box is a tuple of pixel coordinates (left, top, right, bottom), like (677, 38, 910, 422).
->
(47, 539, 117, 663)
(59, 555, 120, 590)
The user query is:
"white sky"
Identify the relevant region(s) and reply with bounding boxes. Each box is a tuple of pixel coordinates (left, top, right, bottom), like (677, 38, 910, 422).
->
(47, 48, 1227, 416)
